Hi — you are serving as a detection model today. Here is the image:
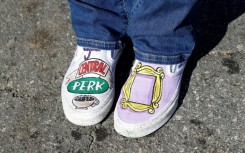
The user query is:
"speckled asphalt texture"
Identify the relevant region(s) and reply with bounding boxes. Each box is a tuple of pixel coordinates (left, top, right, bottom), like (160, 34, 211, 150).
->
(0, 0, 244, 153)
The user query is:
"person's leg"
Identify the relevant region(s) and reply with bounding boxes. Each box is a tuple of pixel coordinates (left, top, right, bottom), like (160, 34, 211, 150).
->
(114, 0, 198, 137)
(69, 0, 128, 49)
(128, 0, 198, 64)
(62, 0, 127, 126)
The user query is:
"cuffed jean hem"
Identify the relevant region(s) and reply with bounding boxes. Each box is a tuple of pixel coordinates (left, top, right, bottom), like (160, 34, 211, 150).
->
(77, 37, 124, 50)
(134, 48, 191, 65)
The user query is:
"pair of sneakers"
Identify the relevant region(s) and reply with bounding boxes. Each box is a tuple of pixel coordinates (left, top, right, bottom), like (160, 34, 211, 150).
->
(61, 46, 186, 138)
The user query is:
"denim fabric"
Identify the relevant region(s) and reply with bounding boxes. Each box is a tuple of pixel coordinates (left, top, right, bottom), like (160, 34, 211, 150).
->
(68, 0, 198, 64)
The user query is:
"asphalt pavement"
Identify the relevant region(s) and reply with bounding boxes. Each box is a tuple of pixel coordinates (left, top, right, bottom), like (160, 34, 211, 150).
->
(0, 0, 244, 153)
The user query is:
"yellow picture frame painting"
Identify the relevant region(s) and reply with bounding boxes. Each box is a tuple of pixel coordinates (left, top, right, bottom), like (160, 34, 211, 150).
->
(121, 62, 164, 114)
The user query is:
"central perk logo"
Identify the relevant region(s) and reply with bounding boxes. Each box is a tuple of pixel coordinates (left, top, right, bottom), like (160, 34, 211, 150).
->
(66, 59, 111, 94)
(67, 77, 109, 94)
(77, 59, 109, 77)
(65, 58, 112, 109)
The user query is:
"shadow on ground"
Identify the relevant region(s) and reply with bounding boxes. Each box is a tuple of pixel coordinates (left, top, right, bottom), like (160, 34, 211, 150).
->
(179, 0, 245, 108)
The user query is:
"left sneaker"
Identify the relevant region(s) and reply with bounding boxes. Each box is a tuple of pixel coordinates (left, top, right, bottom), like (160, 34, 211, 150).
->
(61, 46, 121, 126)
(114, 59, 186, 137)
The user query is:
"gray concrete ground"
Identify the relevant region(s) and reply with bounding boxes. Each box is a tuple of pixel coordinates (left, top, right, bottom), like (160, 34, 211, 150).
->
(0, 0, 244, 153)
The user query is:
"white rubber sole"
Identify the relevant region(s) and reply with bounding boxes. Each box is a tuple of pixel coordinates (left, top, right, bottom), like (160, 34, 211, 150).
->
(114, 83, 180, 138)
(62, 89, 114, 126)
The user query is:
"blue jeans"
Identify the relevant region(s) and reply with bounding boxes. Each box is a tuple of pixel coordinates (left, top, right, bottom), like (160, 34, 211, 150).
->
(69, 0, 198, 64)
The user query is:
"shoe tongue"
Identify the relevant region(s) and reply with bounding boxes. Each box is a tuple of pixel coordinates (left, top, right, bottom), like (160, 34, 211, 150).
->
(111, 50, 120, 60)
(170, 63, 184, 73)
(167, 62, 186, 76)
(83, 47, 101, 60)
(74, 46, 122, 65)
(74, 46, 104, 62)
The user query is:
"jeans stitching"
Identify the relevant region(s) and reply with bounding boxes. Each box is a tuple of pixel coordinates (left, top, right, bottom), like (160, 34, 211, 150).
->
(119, 0, 129, 35)
(121, 0, 129, 20)
(77, 37, 123, 49)
(77, 37, 122, 45)
(135, 54, 189, 64)
(134, 49, 190, 59)
(137, 56, 180, 63)
(131, 0, 143, 16)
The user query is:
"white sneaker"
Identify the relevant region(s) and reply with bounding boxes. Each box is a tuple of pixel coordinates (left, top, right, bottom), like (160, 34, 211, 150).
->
(61, 46, 121, 126)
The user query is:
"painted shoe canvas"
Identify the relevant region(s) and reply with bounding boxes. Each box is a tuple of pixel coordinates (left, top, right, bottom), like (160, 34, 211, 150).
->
(114, 60, 186, 137)
(62, 46, 121, 126)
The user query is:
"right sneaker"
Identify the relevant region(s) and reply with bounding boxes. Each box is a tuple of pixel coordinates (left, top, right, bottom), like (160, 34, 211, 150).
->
(61, 46, 121, 126)
(114, 60, 186, 137)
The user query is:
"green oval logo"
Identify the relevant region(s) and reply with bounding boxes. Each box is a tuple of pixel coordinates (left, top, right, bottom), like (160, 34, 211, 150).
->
(67, 77, 109, 94)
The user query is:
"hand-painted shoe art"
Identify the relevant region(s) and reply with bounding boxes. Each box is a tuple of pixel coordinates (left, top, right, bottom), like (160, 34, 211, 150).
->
(62, 46, 121, 126)
(114, 60, 186, 137)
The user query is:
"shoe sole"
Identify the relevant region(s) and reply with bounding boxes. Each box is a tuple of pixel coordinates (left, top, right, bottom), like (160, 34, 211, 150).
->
(114, 82, 180, 138)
